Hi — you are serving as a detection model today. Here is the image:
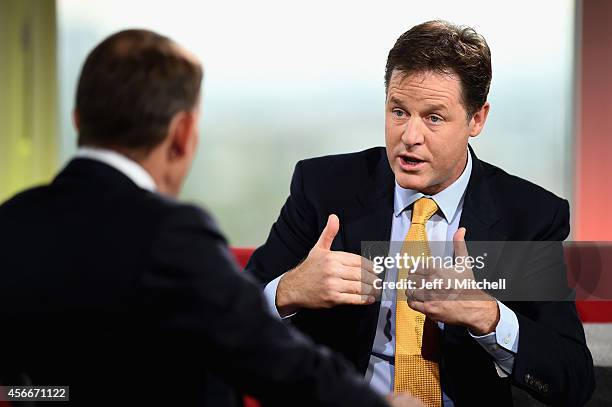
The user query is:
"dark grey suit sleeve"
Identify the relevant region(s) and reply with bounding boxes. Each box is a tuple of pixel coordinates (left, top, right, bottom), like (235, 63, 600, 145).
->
(143, 205, 387, 407)
(512, 199, 595, 406)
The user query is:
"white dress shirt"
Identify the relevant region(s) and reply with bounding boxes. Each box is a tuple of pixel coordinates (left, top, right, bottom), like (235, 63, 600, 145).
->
(74, 147, 157, 192)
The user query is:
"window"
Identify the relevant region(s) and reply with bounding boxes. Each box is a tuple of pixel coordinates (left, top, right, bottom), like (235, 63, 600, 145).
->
(58, 0, 575, 245)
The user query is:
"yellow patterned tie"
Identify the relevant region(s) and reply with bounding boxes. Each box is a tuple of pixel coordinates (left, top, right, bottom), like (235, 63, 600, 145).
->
(394, 197, 441, 407)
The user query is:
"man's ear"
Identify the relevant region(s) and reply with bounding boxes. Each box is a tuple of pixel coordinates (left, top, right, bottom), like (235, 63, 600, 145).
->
(167, 111, 197, 160)
(469, 102, 490, 137)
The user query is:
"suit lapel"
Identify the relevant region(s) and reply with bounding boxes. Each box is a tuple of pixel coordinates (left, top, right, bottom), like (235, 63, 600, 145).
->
(459, 146, 506, 273)
(338, 149, 395, 373)
(447, 146, 506, 344)
(341, 149, 395, 258)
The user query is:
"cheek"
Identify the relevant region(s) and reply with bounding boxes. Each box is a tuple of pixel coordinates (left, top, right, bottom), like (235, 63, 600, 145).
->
(425, 139, 451, 171)
(384, 121, 402, 145)
(428, 134, 467, 170)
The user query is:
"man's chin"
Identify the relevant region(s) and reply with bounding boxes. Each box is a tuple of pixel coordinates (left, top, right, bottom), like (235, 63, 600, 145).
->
(394, 172, 429, 192)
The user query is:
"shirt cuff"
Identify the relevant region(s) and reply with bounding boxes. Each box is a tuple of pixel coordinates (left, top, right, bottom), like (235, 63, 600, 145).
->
(494, 300, 520, 353)
(469, 300, 519, 376)
(263, 273, 297, 320)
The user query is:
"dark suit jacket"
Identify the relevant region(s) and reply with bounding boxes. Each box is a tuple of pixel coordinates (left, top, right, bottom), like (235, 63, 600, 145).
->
(0, 158, 389, 407)
(245, 146, 596, 406)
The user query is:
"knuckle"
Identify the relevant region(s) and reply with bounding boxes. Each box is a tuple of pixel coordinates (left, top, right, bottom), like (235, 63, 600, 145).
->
(322, 262, 335, 276)
(323, 278, 336, 292)
(423, 302, 435, 314)
(321, 291, 334, 303)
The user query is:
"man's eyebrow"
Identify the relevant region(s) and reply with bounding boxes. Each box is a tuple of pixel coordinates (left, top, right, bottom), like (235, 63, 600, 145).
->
(423, 102, 449, 112)
(388, 96, 449, 113)
(388, 96, 405, 107)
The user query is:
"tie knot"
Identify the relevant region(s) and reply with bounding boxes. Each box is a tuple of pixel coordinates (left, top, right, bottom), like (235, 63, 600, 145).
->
(411, 197, 438, 225)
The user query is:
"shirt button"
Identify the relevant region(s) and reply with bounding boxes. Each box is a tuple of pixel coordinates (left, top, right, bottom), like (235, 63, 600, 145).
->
(503, 336, 511, 345)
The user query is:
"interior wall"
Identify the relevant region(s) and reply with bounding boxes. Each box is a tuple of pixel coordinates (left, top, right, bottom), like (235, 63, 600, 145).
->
(575, 0, 612, 240)
(0, 0, 57, 202)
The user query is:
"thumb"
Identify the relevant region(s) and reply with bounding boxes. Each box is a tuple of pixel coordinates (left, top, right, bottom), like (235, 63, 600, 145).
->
(453, 227, 468, 258)
(315, 214, 340, 250)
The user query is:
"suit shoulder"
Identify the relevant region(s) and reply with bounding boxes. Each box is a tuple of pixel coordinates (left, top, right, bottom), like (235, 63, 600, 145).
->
(0, 185, 52, 218)
(481, 160, 566, 206)
(293, 147, 387, 197)
(298, 147, 386, 175)
(0, 184, 47, 205)
(144, 193, 226, 243)
(478, 159, 569, 239)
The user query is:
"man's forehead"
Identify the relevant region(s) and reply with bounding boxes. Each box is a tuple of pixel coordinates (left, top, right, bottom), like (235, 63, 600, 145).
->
(387, 69, 461, 104)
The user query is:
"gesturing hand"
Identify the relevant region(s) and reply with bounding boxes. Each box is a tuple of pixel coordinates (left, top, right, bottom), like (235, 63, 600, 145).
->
(406, 227, 500, 335)
(276, 214, 381, 316)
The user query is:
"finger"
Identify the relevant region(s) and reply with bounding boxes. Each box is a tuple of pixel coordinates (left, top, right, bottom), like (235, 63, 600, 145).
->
(336, 293, 376, 305)
(409, 288, 428, 302)
(359, 257, 376, 274)
(406, 273, 428, 289)
(407, 300, 425, 313)
(387, 393, 427, 407)
(333, 251, 367, 267)
(359, 268, 381, 285)
(453, 227, 469, 258)
(338, 266, 380, 285)
(332, 253, 378, 278)
(338, 280, 379, 296)
(410, 265, 429, 276)
(314, 214, 340, 250)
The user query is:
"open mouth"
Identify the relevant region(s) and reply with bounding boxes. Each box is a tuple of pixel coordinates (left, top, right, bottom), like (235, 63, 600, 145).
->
(399, 155, 425, 167)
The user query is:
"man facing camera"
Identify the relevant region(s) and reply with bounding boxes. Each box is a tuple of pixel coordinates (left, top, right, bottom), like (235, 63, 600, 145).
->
(0, 29, 421, 407)
(246, 21, 595, 406)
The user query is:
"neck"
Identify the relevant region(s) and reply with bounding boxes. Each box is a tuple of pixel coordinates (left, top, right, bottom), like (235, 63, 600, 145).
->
(112, 144, 179, 198)
(139, 154, 180, 198)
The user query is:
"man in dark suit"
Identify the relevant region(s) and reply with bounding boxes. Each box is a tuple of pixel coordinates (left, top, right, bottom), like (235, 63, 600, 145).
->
(0, 29, 421, 407)
(245, 21, 595, 406)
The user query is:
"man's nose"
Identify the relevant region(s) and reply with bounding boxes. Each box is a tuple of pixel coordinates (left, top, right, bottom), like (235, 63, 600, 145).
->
(401, 117, 424, 147)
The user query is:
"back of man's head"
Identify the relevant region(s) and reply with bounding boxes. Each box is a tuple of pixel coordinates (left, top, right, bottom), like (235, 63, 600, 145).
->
(75, 29, 203, 153)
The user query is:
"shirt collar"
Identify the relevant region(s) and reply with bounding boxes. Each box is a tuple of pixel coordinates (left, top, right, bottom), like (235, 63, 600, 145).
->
(74, 147, 157, 192)
(393, 148, 472, 222)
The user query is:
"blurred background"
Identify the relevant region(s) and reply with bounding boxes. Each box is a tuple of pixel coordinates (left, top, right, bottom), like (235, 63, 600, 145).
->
(1, 1, 611, 405)
(0, 0, 584, 245)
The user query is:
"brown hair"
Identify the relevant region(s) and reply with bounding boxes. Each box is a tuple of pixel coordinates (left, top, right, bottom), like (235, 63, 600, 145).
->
(385, 20, 491, 118)
(76, 29, 203, 151)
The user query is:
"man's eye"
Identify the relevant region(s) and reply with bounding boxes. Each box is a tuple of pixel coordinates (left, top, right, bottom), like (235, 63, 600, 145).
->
(392, 109, 405, 117)
(429, 115, 442, 123)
